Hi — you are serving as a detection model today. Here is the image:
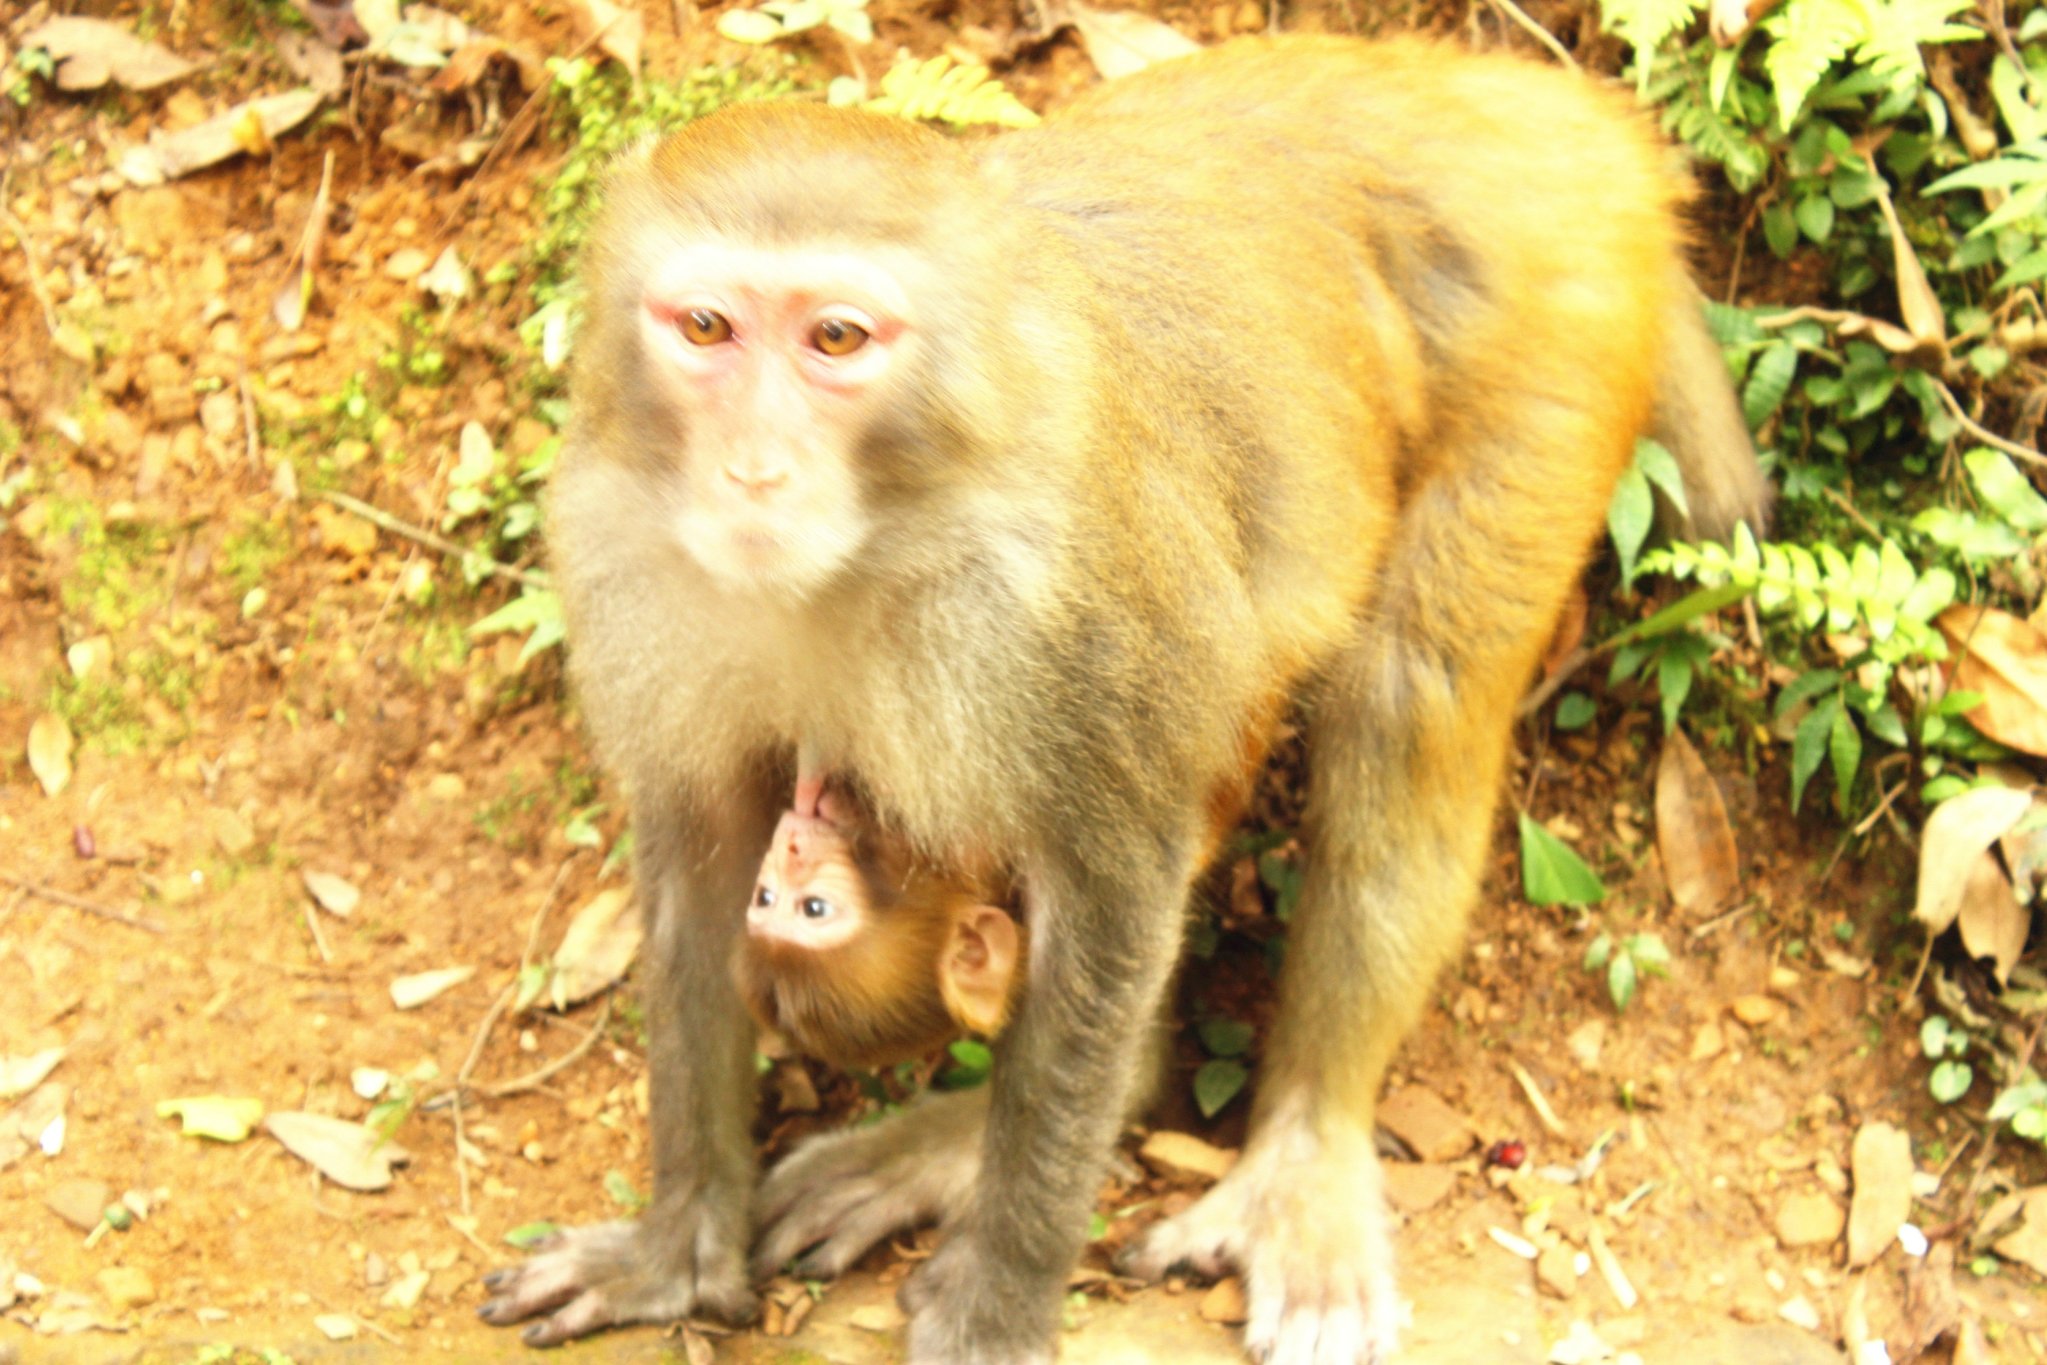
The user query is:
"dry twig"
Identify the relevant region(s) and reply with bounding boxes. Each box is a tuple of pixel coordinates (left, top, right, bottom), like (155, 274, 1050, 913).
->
(0, 873, 167, 933)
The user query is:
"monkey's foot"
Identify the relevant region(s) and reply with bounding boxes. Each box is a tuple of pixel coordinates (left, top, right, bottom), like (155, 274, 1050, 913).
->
(477, 1215, 755, 1346)
(752, 1089, 986, 1279)
(1120, 1122, 1407, 1365)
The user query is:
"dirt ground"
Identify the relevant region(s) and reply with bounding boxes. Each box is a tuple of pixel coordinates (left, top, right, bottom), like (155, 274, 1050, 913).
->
(2, 2, 2044, 1363)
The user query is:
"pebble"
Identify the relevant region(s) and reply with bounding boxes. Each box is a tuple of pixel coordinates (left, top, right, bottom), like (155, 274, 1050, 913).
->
(1378, 1086, 1474, 1161)
(96, 1266, 155, 1310)
(1774, 1191, 1845, 1248)
(384, 247, 430, 280)
(1846, 1121, 1913, 1268)
(1199, 1277, 1248, 1324)
(1381, 1161, 1457, 1214)
(1536, 1242, 1579, 1298)
(1731, 994, 1782, 1026)
(45, 1178, 112, 1232)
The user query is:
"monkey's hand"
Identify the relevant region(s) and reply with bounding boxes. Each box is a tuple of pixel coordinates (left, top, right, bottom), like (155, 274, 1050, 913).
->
(751, 1088, 986, 1279)
(1119, 1119, 1407, 1365)
(477, 1205, 755, 1347)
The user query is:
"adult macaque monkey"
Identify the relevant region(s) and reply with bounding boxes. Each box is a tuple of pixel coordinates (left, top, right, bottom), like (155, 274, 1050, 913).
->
(737, 770, 1025, 1068)
(480, 34, 1767, 1364)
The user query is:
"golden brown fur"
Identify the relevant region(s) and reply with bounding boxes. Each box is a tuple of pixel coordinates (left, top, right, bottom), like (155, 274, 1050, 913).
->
(486, 36, 1767, 1363)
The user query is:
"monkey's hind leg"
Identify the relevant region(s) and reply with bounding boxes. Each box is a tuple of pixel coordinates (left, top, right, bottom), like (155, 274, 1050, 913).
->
(1124, 429, 1641, 1362)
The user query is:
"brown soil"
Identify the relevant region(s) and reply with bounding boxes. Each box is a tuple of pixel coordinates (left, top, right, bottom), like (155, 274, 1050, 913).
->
(1, 3, 2042, 1364)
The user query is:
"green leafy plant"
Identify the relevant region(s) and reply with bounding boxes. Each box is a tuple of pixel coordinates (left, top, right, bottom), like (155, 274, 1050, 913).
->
(1518, 814, 1607, 906)
(1583, 931, 1672, 1011)
(1920, 1014, 1974, 1102)
(1192, 1017, 1254, 1118)
(717, 0, 873, 45)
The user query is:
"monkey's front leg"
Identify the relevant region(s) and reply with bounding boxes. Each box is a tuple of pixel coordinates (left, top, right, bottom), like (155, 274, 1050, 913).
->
(479, 795, 773, 1345)
(757, 851, 1187, 1363)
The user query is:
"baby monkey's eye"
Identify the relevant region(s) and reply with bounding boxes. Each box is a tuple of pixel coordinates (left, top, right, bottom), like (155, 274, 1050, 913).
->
(812, 318, 869, 356)
(800, 896, 834, 919)
(679, 308, 732, 345)
(754, 885, 775, 908)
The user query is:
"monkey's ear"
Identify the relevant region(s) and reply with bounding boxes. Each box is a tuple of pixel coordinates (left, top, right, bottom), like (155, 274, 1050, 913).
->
(939, 905, 1021, 1037)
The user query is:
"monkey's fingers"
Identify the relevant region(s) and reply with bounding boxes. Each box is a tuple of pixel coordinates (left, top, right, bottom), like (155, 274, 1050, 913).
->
(477, 1217, 756, 1345)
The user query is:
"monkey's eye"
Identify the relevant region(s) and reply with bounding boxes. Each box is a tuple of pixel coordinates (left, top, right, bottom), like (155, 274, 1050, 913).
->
(678, 308, 733, 346)
(754, 885, 776, 908)
(800, 896, 834, 920)
(812, 318, 869, 357)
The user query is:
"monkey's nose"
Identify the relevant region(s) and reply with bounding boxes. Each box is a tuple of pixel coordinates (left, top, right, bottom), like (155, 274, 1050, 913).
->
(722, 463, 790, 497)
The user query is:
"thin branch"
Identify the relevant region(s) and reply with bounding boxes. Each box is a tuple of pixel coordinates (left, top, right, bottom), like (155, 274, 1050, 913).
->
(1934, 381, 2047, 469)
(0, 873, 167, 933)
(1484, 0, 1576, 67)
(484, 998, 613, 1098)
(310, 488, 547, 588)
(0, 190, 61, 339)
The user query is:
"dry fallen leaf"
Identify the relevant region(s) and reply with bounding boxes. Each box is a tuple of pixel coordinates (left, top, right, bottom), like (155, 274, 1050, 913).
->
(551, 888, 642, 1009)
(1655, 731, 1741, 915)
(118, 89, 325, 186)
(0, 1049, 64, 1100)
(1955, 849, 2029, 984)
(19, 18, 197, 92)
(265, 1111, 411, 1191)
(272, 151, 333, 332)
(1872, 182, 1947, 353)
(1846, 1121, 1914, 1268)
(1, 1083, 69, 1173)
(571, 0, 644, 77)
(1914, 784, 2032, 935)
(27, 712, 75, 797)
(302, 868, 361, 918)
(390, 966, 476, 1009)
(1063, 3, 1199, 79)
(1993, 1187, 2047, 1277)
(1936, 605, 2047, 756)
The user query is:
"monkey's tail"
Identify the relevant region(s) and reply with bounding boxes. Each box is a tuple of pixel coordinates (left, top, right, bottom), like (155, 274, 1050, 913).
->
(1651, 275, 1773, 543)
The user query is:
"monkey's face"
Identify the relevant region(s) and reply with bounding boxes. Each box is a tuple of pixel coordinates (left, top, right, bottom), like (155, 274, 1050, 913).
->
(746, 809, 871, 951)
(632, 239, 919, 599)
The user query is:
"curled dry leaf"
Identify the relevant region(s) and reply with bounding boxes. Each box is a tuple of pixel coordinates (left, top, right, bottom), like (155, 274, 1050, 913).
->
(390, 965, 476, 1009)
(1935, 605, 2047, 757)
(0, 1049, 64, 1100)
(301, 868, 361, 918)
(1914, 784, 2031, 935)
(551, 887, 642, 1009)
(264, 1111, 411, 1191)
(1957, 850, 2029, 985)
(1, 1084, 69, 1173)
(19, 18, 197, 92)
(27, 712, 75, 797)
(1655, 731, 1741, 915)
(118, 89, 325, 186)
(272, 151, 333, 332)
(1872, 183, 1947, 354)
(1063, 3, 1200, 79)
(571, 0, 644, 76)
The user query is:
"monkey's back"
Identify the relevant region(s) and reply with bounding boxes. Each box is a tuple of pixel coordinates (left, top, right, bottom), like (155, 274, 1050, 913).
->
(974, 35, 1683, 719)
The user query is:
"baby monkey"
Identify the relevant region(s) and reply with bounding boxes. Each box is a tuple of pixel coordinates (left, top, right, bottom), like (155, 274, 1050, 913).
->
(734, 772, 1024, 1070)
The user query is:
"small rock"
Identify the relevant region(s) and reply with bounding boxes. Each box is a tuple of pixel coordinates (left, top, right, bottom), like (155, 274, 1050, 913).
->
(1378, 1086, 1474, 1162)
(199, 390, 240, 440)
(45, 1178, 112, 1231)
(1775, 1191, 1845, 1249)
(1778, 1295, 1822, 1332)
(1381, 1161, 1456, 1214)
(1847, 1121, 1913, 1268)
(380, 1269, 429, 1310)
(1566, 1019, 1606, 1070)
(1199, 1276, 1248, 1324)
(314, 1312, 358, 1340)
(426, 773, 466, 802)
(207, 807, 256, 857)
(384, 247, 430, 280)
(96, 1266, 155, 1310)
(1690, 1021, 1725, 1061)
(849, 1302, 907, 1332)
(1731, 994, 1782, 1026)
(1138, 1131, 1237, 1183)
(1536, 1242, 1579, 1298)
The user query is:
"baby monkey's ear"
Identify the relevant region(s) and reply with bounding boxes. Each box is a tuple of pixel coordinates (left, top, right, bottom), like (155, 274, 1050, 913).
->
(938, 903, 1023, 1038)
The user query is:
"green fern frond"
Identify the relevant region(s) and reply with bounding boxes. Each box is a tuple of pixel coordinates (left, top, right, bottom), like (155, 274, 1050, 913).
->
(866, 56, 1038, 128)
(1855, 0, 1979, 89)
(1761, 0, 1865, 130)
(1601, 0, 1706, 61)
